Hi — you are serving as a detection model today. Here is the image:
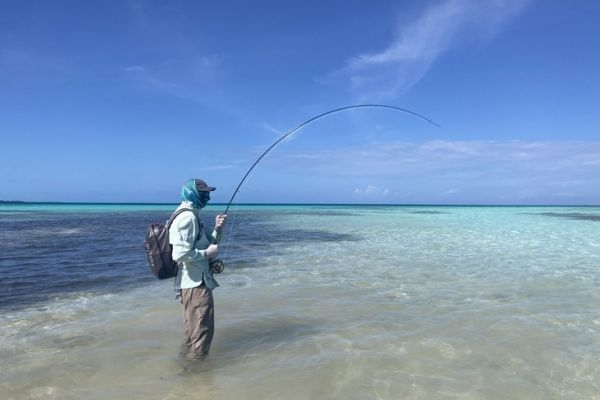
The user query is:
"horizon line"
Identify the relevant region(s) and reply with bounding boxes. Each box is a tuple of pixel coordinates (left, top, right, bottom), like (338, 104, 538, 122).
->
(1, 201, 598, 207)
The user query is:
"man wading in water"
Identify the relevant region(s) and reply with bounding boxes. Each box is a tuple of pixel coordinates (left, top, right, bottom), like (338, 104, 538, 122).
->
(169, 178, 227, 359)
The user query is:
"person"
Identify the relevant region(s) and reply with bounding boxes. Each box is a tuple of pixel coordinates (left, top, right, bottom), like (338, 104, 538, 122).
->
(169, 178, 227, 359)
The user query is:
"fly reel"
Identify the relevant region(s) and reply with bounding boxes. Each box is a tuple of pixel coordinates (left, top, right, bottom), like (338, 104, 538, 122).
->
(210, 259, 225, 274)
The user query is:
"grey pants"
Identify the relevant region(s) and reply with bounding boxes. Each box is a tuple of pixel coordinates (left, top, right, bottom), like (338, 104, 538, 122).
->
(181, 285, 214, 359)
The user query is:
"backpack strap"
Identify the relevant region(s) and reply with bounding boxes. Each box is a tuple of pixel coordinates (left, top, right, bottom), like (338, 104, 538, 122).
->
(166, 207, 194, 230)
(167, 208, 203, 240)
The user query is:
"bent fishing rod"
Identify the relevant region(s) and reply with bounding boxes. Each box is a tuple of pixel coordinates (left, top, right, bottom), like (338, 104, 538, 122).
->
(208, 104, 440, 274)
(222, 104, 440, 214)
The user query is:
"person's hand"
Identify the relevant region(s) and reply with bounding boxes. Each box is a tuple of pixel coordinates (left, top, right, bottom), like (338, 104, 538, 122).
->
(215, 214, 227, 230)
(204, 244, 218, 260)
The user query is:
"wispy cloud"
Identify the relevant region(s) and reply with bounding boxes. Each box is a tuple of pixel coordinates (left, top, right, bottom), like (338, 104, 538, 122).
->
(123, 55, 221, 99)
(123, 1, 223, 99)
(260, 121, 291, 142)
(354, 185, 391, 198)
(331, 0, 532, 99)
(262, 140, 600, 203)
(439, 188, 461, 197)
(274, 140, 600, 175)
(203, 164, 238, 171)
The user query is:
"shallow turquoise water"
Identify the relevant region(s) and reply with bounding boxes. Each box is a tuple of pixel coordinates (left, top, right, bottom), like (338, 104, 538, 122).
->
(0, 204, 598, 399)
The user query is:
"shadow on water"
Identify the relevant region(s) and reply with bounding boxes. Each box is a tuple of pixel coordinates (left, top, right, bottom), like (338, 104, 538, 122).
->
(529, 212, 600, 222)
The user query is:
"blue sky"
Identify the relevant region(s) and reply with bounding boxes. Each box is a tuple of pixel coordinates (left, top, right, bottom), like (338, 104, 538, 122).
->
(1, 0, 599, 204)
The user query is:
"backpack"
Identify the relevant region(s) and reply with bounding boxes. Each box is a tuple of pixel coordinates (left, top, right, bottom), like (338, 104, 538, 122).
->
(144, 208, 194, 279)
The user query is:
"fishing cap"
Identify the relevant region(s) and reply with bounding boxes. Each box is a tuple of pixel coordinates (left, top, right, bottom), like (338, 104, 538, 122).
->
(194, 179, 216, 192)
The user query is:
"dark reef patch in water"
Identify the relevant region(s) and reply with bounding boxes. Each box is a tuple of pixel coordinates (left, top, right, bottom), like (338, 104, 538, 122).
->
(533, 212, 600, 222)
(278, 211, 359, 217)
(265, 228, 360, 243)
(229, 225, 361, 247)
(408, 211, 450, 215)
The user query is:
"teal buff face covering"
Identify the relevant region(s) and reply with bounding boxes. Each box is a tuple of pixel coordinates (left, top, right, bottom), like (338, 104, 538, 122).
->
(181, 179, 204, 209)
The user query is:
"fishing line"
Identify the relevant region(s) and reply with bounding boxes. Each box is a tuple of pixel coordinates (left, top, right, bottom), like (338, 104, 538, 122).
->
(222, 104, 440, 214)
(221, 189, 241, 260)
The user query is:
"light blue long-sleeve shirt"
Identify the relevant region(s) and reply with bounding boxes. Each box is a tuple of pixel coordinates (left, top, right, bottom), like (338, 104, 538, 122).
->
(168, 201, 220, 290)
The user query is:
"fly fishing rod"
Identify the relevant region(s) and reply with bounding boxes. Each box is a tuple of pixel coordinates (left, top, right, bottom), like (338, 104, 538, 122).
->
(223, 104, 440, 214)
(209, 104, 440, 274)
